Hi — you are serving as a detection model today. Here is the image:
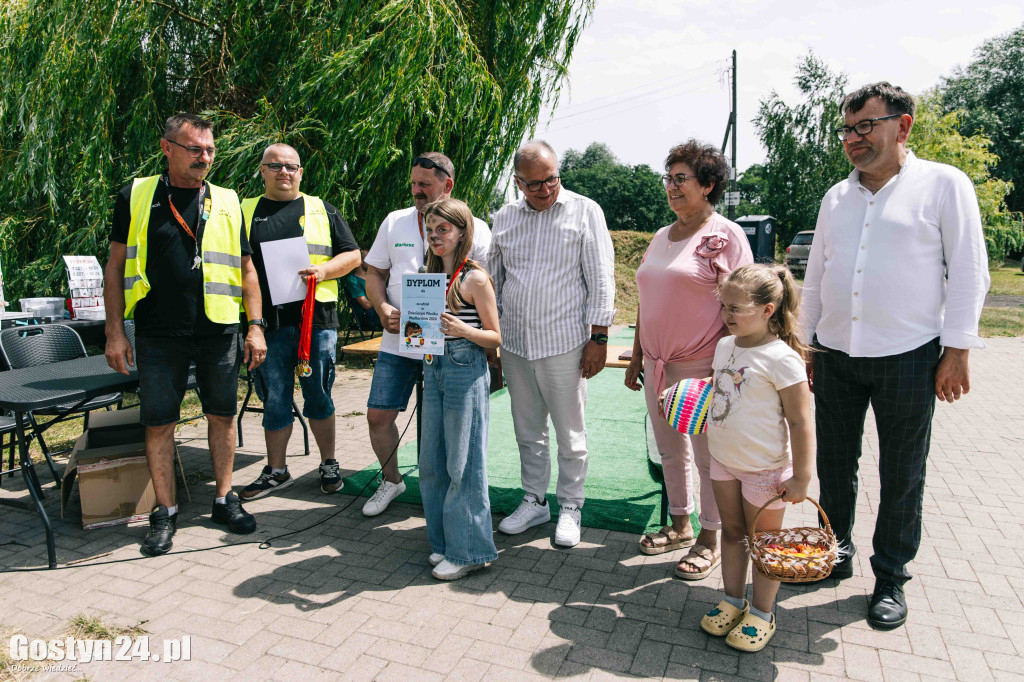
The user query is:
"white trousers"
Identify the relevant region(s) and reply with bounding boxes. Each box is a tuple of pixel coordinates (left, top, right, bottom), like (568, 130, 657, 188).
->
(501, 343, 589, 508)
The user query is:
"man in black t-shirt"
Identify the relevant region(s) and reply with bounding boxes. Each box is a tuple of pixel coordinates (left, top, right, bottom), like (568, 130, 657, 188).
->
(238, 143, 360, 500)
(104, 113, 268, 556)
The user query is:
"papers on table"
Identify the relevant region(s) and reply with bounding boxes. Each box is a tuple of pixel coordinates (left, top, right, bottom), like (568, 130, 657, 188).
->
(260, 237, 311, 305)
(399, 273, 445, 356)
(63, 255, 104, 318)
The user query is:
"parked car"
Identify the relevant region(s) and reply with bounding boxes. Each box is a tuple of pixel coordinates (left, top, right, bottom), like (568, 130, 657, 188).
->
(785, 230, 814, 277)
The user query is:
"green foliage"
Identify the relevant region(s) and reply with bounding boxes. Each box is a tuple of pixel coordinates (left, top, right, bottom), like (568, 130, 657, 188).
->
(911, 91, 1024, 263)
(940, 24, 1024, 214)
(0, 0, 594, 301)
(559, 142, 674, 231)
(752, 52, 849, 247)
(735, 162, 765, 218)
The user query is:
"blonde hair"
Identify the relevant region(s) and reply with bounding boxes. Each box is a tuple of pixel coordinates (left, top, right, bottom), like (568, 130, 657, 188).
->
(721, 263, 809, 357)
(423, 198, 488, 312)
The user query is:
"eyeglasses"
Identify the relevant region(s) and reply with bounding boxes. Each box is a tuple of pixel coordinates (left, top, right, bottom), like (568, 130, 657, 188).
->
(662, 173, 697, 188)
(515, 175, 560, 192)
(262, 162, 302, 174)
(165, 138, 216, 157)
(834, 113, 902, 141)
(411, 156, 451, 178)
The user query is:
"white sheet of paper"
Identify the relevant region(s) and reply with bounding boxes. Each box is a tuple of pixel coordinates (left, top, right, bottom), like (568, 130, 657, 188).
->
(261, 237, 311, 305)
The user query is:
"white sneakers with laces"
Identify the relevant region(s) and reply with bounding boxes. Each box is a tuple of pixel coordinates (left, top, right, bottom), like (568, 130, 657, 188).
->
(432, 559, 484, 581)
(554, 504, 582, 547)
(361, 478, 406, 517)
(497, 494, 551, 535)
(429, 553, 445, 566)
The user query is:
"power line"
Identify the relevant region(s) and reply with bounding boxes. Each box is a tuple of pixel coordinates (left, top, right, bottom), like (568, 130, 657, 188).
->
(543, 76, 724, 132)
(551, 58, 728, 115)
(549, 68, 723, 123)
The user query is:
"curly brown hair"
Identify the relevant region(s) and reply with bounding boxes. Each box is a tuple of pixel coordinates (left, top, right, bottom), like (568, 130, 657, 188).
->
(664, 139, 730, 205)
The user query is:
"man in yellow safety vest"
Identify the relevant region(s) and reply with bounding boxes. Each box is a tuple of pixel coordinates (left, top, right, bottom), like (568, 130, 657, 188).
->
(238, 143, 360, 500)
(103, 113, 267, 556)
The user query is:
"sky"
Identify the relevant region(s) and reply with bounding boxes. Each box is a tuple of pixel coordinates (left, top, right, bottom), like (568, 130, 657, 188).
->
(535, 0, 1024, 175)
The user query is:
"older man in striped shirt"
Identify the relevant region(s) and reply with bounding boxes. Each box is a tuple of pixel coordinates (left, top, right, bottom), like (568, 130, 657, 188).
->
(490, 140, 616, 547)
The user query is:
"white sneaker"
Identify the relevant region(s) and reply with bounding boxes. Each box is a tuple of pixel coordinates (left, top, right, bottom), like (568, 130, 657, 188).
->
(497, 494, 551, 535)
(432, 559, 484, 581)
(429, 553, 445, 566)
(554, 505, 582, 547)
(362, 479, 406, 516)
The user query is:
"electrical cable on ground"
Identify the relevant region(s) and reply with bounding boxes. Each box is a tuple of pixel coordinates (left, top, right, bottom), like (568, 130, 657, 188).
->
(0, 403, 419, 574)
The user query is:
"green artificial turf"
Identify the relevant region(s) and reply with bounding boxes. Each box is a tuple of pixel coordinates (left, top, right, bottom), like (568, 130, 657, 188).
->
(342, 353, 699, 536)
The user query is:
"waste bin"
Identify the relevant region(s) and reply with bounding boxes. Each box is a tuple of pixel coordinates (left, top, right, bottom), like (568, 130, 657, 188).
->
(736, 215, 778, 264)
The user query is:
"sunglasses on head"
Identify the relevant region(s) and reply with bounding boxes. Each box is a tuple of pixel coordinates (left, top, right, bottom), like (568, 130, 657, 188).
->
(412, 156, 451, 177)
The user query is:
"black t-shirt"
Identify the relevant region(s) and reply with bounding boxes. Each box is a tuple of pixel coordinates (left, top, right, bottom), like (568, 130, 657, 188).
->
(245, 196, 359, 330)
(111, 180, 252, 337)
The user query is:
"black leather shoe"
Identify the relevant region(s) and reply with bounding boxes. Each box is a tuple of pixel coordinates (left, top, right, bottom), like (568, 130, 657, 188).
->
(142, 505, 177, 556)
(868, 583, 907, 630)
(212, 490, 256, 534)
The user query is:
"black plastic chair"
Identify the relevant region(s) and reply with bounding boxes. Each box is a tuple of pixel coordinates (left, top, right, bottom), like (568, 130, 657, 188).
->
(0, 413, 20, 489)
(0, 325, 123, 486)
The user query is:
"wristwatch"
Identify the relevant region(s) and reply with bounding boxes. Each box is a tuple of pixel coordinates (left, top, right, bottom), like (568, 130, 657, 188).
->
(249, 318, 268, 330)
(590, 333, 609, 345)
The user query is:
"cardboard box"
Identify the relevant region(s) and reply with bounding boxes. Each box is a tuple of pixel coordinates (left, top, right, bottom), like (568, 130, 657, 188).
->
(61, 409, 188, 529)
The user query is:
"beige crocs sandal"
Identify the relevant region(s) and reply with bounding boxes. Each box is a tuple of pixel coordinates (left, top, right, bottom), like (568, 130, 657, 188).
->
(725, 611, 776, 652)
(674, 543, 720, 580)
(639, 526, 696, 555)
(701, 599, 749, 636)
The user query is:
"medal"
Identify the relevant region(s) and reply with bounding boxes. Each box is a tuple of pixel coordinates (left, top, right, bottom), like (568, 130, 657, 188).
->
(296, 361, 312, 377)
(424, 354, 433, 365)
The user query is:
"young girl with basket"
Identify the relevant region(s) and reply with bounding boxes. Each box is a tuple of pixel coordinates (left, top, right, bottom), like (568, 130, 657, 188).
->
(419, 198, 501, 581)
(699, 263, 814, 652)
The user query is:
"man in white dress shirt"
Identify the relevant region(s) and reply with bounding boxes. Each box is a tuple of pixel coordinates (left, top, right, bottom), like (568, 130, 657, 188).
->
(799, 82, 990, 630)
(361, 152, 491, 516)
(489, 140, 616, 547)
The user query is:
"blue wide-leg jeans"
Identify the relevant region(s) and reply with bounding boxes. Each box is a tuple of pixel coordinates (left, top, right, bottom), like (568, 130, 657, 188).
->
(419, 339, 498, 566)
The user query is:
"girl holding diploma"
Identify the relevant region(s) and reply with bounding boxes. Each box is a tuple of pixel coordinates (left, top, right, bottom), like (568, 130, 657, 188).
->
(420, 198, 501, 580)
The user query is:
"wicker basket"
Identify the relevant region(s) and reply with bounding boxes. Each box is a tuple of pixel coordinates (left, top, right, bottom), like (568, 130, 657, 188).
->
(748, 494, 839, 583)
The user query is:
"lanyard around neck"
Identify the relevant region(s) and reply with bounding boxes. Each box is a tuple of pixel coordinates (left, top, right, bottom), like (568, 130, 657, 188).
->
(163, 174, 206, 243)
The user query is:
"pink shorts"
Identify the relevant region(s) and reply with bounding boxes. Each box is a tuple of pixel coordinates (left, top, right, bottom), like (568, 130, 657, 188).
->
(710, 458, 793, 510)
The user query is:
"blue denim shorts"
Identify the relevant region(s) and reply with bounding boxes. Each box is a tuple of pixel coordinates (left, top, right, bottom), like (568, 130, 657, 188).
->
(136, 333, 240, 426)
(254, 327, 337, 431)
(367, 350, 422, 411)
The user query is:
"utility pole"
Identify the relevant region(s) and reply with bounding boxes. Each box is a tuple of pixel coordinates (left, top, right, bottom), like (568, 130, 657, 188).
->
(721, 50, 738, 220)
(730, 49, 737, 221)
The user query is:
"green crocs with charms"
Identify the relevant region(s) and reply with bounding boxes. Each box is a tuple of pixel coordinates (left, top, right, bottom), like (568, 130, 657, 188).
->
(725, 611, 776, 652)
(700, 599, 748, 636)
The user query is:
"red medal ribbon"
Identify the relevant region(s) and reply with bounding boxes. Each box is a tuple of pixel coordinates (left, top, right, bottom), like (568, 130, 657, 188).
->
(446, 259, 467, 297)
(297, 275, 317, 377)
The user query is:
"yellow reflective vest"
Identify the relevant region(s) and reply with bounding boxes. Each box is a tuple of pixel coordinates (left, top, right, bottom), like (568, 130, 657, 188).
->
(240, 193, 338, 303)
(123, 174, 245, 323)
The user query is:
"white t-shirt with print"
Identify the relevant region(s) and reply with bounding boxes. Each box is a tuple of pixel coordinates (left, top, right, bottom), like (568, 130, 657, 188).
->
(364, 206, 491, 356)
(706, 337, 807, 472)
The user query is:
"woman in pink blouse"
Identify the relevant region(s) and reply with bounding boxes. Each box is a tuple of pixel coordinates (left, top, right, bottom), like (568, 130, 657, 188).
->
(625, 140, 753, 580)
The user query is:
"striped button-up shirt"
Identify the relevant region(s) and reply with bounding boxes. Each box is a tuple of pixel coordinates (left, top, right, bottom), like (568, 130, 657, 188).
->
(488, 188, 616, 360)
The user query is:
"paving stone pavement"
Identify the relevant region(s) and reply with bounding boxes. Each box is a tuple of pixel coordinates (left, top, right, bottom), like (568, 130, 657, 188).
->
(2, 337, 1023, 681)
